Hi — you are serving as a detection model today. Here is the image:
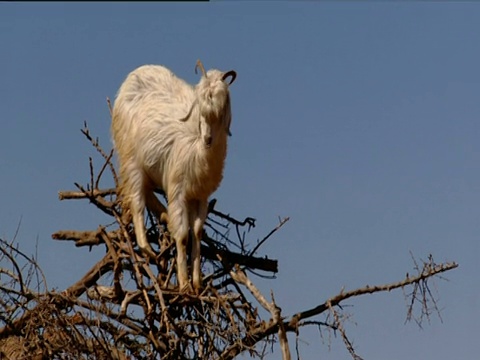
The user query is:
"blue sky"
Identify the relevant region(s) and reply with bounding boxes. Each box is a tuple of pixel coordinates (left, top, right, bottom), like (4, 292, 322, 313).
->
(1, 2, 479, 359)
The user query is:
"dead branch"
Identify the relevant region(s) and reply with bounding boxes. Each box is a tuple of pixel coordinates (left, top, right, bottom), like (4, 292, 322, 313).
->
(217, 256, 458, 360)
(58, 188, 117, 200)
(0, 120, 458, 360)
(286, 259, 458, 329)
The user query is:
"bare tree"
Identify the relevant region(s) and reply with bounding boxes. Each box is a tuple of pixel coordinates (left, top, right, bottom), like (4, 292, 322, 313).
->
(0, 109, 458, 360)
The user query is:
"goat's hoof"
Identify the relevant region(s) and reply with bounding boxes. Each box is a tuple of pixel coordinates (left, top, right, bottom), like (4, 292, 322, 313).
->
(139, 246, 157, 261)
(194, 287, 203, 296)
(159, 212, 169, 225)
(179, 282, 193, 294)
(193, 281, 203, 295)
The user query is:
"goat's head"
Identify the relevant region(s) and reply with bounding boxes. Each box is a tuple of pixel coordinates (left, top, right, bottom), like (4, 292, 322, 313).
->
(193, 60, 237, 148)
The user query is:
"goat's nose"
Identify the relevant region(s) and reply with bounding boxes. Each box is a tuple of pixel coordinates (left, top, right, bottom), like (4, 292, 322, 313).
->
(204, 135, 212, 147)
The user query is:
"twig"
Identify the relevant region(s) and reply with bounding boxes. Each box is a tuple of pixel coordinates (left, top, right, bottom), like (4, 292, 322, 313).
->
(58, 188, 117, 200)
(326, 301, 363, 360)
(230, 266, 291, 360)
(249, 217, 289, 256)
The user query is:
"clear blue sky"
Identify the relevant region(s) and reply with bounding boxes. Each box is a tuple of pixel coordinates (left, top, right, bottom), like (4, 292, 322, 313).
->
(1, 2, 479, 359)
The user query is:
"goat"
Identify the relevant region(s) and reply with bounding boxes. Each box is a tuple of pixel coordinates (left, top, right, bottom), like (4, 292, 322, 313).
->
(111, 60, 236, 291)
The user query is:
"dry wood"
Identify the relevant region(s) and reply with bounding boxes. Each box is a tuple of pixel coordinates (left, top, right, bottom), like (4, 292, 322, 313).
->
(0, 121, 458, 360)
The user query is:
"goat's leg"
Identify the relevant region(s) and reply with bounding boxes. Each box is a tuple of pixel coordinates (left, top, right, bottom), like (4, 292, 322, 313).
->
(168, 197, 190, 291)
(122, 168, 156, 259)
(191, 200, 208, 291)
(145, 192, 169, 284)
(145, 192, 169, 225)
(130, 187, 157, 259)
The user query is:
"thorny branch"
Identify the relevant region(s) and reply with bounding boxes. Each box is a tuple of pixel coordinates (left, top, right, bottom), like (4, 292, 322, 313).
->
(0, 119, 458, 360)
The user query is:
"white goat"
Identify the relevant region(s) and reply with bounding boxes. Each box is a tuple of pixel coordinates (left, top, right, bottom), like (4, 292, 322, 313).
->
(111, 60, 236, 291)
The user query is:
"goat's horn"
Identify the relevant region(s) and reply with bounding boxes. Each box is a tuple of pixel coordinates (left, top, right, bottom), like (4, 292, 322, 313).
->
(222, 71, 236, 85)
(195, 59, 207, 77)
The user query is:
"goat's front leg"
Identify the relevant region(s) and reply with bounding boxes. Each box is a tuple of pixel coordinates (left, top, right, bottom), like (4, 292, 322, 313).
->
(168, 196, 190, 292)
(191, 200, 208, 292)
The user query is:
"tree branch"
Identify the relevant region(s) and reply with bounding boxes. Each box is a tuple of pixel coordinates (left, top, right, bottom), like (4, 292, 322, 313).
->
(287, 260, 458, 328)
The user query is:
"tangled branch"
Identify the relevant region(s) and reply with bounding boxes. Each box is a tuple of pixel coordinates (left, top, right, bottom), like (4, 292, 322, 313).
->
(0, 117, 458, 360)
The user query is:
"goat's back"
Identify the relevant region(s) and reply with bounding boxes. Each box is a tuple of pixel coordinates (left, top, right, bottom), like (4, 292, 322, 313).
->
(112, 65, 195, 159)
(112, 65, 194, 139)
(111, 64, 228, 200)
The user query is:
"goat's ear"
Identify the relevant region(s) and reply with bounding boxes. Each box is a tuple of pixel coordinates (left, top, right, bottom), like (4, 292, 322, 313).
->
(224, 96, 232, 136)
(179, 99, 197, 122)
(224, 112, 232, 136)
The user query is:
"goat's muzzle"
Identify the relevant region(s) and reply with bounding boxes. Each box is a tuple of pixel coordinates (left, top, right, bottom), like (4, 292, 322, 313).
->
(222, 71, 236, 85)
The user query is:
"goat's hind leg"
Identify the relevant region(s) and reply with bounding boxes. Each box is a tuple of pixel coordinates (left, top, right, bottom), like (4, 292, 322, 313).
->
(146, 192, 169, 225)
(127, 173, 157, 259)
(168, 197, 191, 292)
(191, 200, 208, 292)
